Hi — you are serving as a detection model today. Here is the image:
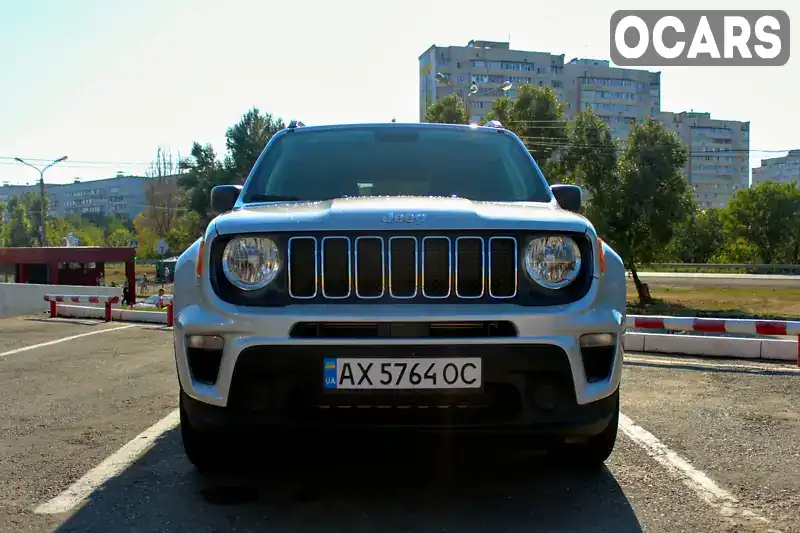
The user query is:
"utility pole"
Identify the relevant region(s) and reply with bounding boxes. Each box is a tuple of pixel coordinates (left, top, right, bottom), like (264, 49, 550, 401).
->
(14, 156, 68, 247)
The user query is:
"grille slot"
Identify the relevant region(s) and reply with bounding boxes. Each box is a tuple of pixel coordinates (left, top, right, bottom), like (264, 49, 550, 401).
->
(455, 237, 485, 298)
(321, 237, 351, 299)
(421, 236, 451, 298)
(288, 237, 317, 299)
(287, 234, 518, 301)
(355, 237, 384, 298)
(488, 237, 518, 298)
(389, 236, 418, 298)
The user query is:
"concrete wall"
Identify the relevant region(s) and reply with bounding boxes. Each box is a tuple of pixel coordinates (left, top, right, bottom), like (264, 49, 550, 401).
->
(0, 283, 122, 318)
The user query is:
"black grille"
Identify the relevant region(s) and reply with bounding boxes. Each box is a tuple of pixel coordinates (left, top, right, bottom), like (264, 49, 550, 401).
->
(287, 235, 518, 301)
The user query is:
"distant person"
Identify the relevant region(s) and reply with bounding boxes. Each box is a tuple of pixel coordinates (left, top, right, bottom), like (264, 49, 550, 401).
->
(121, 282, 132, 307)
(157, 288, 166, 309)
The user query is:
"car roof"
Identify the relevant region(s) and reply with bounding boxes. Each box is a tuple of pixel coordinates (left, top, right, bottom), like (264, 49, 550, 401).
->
(279, 122, 509, 136)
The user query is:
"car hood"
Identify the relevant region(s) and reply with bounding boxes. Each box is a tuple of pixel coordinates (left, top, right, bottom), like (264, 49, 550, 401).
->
(212, 196, 592, 236)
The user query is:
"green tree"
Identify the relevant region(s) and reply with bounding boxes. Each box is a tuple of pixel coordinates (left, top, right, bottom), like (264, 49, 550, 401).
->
(46, 218, 77, 246)
(164, 210, 203, 255)
(573, 117, 692, 304)
(178, 108, 285, 224)
(5, 196, 35, 247)
(224, 108, 285, 183)
(133, 213, 160, 259)
(484, 84, 568, 172)
(106, 227, 135, 248)
(71, 224, 105, 247)
(424, 93, 468, 124)
(177, 142, 227, 224)
(560, 110, 619, 195)
(666, 207, 726, 263)
(0, 200, 5, 246)
(723, 181, 800, 264)
(710, 236, 760, 264)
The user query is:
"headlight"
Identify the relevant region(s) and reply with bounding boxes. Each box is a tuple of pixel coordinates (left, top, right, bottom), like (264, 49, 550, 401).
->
(523, 236, 582, 289)
(221, 236, 281, 291)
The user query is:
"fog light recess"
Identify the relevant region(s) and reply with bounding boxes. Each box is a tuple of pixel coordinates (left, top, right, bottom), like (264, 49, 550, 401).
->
(186, 335, 224, 384)
(579, 333, 617, 383)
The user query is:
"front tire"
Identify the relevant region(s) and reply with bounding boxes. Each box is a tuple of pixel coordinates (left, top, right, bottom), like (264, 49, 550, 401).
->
(550, 389, 619, 469)
(180, 393, 225, 473)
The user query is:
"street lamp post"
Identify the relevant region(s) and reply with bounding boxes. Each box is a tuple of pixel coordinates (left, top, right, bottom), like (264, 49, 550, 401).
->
(14, 156, 68, 247)
(435, 73, 512, 123)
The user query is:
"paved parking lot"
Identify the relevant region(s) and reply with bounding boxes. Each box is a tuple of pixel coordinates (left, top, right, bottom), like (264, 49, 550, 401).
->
(0, 315, 798, 532)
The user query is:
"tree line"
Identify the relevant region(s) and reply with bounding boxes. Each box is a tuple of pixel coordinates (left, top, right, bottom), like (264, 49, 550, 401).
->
(427, 85, 800, 303)
(2, 97, 798, 303)
(0, 107, 285, 260)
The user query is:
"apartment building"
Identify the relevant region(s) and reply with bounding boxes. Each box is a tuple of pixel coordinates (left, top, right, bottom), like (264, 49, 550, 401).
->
(419, 40, 661, 143)
(752, 150, 800, 187)
(0, 175, 149, 220)
(658, 111, 750, 208)
(562, 58, 660, 143)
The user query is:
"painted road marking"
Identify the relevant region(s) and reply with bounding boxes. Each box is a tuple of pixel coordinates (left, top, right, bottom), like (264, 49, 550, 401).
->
(0, 324, 138, 359)
(618, 413, 773, 528)
(34, 409, 180, 515)
(34, 405, 777, 524)
(625, 353, 800, 374)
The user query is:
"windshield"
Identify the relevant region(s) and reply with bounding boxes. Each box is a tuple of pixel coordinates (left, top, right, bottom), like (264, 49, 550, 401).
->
(242, 126, 551, 203)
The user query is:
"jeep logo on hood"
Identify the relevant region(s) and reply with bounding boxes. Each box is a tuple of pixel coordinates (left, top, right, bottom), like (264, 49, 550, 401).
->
(381, 212, 426, 224)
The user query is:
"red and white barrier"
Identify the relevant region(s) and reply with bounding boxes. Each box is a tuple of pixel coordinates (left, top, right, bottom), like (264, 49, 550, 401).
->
(44, 294, 120, 322)
(626, 315, 800, 336)
(626, 314, 800, 366)
(43, 294, 174, 326)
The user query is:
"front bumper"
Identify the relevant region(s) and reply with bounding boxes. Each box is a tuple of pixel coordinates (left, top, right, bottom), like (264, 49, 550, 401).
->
(180, 343, 620, 437)
(174, 300, 624, 432)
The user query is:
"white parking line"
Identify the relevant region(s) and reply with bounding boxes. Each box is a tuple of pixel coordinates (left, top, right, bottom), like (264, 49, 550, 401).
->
(619, 413, 772, 527)
(30, 398, 778, 526)
(0, 324, 137, 358)
(34, 409, 180, 515)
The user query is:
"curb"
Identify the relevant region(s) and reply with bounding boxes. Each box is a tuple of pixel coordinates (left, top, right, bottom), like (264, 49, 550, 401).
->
(622, 332, 797, 362)
(56, 304, 168, 325)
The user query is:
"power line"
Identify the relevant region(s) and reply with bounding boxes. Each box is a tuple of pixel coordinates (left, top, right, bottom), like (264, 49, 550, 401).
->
(0, 155, 154, 166)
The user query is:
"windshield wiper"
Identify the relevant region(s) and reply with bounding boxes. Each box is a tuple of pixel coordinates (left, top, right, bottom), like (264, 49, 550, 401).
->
(249, 194, 303, 202)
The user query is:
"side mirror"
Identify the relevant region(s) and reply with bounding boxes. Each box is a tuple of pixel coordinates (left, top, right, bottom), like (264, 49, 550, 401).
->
(551, 184, 582, 213)
(210, 185, 242, 215)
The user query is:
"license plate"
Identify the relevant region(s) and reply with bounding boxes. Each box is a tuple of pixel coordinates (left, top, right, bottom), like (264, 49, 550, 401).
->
(323, 358, 482, 390)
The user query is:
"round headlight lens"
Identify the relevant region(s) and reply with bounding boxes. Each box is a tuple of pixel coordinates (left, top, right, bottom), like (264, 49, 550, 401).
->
(221, 236, 281, 291)
(524, 236, 582, 289)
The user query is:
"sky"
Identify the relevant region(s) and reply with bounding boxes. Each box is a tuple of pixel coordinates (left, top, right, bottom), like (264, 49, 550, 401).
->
(1, 0, 798, 186)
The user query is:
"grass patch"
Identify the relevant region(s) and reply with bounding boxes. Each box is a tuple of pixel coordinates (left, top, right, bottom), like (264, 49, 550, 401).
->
(626, 282, 800, 320)
(104, 262, 156, 284)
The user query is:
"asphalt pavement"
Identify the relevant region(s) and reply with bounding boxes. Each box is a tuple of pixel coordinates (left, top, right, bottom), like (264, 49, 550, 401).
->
(0, 316, 798, 532)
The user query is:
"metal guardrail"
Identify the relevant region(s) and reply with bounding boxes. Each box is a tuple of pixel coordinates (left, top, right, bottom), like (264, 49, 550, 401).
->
(641, 263, 800, 275)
